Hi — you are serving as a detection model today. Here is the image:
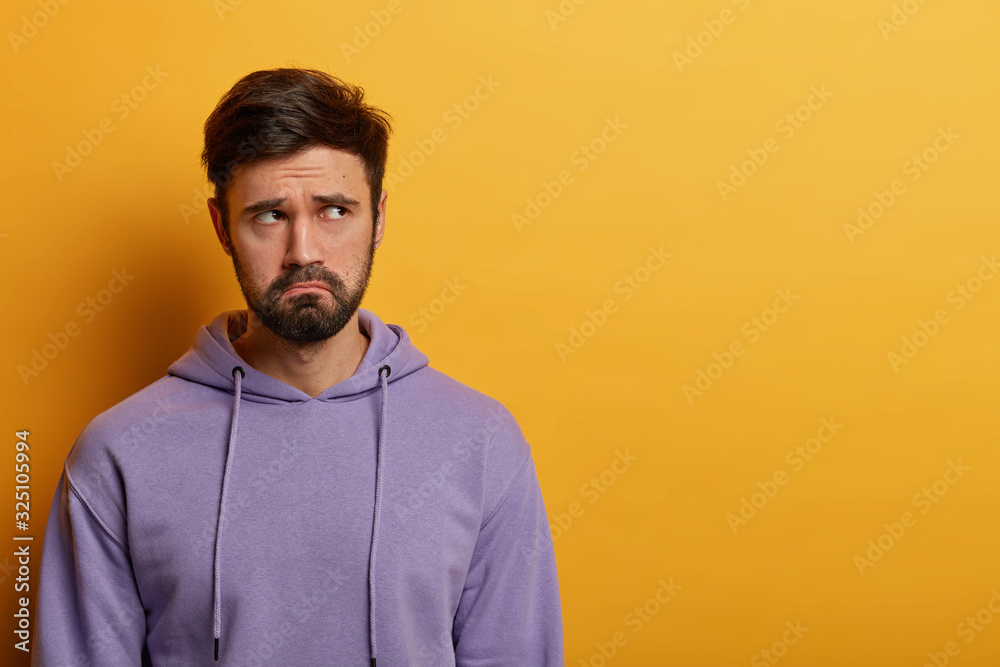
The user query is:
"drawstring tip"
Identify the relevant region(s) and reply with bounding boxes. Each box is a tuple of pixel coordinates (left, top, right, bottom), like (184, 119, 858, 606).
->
(214, 637, 220, 661)
(371, 660, 376, 667)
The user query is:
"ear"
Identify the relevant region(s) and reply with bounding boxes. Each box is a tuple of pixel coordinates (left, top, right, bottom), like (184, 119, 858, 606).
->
(373, 188, 387, 250)
(208, 197, 233, 257)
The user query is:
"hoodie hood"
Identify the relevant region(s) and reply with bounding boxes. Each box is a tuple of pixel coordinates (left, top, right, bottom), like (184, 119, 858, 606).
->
(166, 307, 429, 664)
(168, 308, 429, 404)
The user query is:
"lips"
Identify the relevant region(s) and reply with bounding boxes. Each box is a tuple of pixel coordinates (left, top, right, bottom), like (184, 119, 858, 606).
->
(283, 282, 330, 296)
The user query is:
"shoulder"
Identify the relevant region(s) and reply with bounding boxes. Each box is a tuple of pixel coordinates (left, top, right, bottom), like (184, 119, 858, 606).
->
(70, 375, 189, 463)
(404, 366, 532, 516)
(56, 376, 180, 548)
(404, 366, 524, 440)
(64, 375, 192, 531)
(404, 365, 503, 409)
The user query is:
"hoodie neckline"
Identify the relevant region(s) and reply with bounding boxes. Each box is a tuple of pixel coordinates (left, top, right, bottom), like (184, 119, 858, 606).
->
(168, 308, 428, 404)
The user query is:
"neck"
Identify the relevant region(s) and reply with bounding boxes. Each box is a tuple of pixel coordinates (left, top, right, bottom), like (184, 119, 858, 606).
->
(231, 310, 371, 398)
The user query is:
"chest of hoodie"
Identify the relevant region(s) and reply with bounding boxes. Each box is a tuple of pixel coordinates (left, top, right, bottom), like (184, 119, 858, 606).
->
(119, 387, 487, 644)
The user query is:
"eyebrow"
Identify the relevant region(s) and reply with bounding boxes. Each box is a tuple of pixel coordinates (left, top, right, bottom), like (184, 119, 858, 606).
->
(241, 193, 362, 217)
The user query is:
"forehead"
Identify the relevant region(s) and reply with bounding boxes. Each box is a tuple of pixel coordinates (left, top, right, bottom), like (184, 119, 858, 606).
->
(230, 145, 368, 203)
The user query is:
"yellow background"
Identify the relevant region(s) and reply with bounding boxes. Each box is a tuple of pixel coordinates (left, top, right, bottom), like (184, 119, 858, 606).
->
(2, 0, 999, 664)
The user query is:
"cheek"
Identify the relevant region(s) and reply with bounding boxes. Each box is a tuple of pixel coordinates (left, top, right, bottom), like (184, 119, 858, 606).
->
(323, 237, 367, 267)
(235, 242, 281, 284)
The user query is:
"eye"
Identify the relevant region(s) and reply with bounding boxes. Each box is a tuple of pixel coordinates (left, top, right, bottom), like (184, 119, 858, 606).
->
(323, 205, 347, 219)
(253, 210, 284, 223)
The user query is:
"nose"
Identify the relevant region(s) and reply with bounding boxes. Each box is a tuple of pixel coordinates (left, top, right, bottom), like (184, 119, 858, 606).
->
(283, 215, 322, 270)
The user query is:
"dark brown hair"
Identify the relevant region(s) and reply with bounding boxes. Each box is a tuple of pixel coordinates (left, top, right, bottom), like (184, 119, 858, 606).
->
(201, 68, 393, 235)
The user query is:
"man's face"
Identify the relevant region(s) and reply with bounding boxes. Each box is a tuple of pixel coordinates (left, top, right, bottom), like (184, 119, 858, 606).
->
(208, 144, 387, 343)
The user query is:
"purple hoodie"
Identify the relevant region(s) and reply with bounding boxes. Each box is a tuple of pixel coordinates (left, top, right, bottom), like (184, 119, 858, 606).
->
(33, 308, 564, 666)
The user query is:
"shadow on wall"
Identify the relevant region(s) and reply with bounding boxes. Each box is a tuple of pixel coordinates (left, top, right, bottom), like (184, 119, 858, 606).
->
(80, 213, 223, 415)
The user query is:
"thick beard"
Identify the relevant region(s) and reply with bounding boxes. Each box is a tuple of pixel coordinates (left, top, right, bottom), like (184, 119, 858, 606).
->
(230, 231, 376, 344)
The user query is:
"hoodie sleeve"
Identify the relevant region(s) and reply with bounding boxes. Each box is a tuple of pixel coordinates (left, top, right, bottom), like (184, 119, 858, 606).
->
(33, 467, 147, 666)
(452, 417, 564, 666)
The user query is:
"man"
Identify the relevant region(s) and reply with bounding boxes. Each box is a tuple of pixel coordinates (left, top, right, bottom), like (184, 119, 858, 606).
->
(33, 68, 564, 666)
